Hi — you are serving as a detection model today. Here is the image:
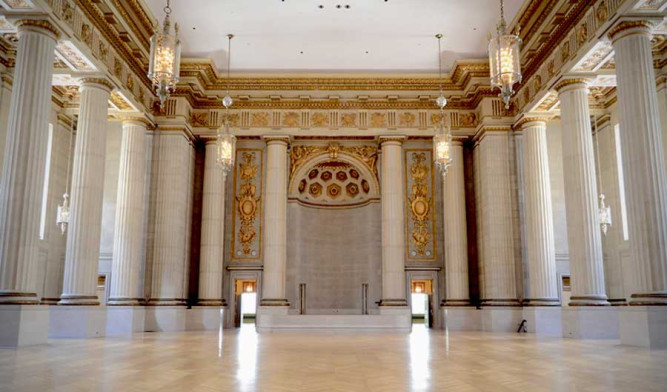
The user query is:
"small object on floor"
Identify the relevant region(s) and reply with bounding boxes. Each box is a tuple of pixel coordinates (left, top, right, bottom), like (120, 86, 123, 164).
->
(517, 319, 527, 333)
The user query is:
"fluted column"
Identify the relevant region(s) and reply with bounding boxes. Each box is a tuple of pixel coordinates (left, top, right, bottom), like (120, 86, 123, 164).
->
(442, 141, 470, 305)
(58, 79, 113, 306)
(197, 141, 227, 306)
(0, 20, 58, 304)
(379, 136, 408, 307)
(260, 136, 290, 307)
(108, 120, 148, 305)
(610, 22, 667, 305)
(519, 118, 559, 305)
(556, 79, 608, 306)
(478, 132, 519, 306)
(148, 132, 192, 305)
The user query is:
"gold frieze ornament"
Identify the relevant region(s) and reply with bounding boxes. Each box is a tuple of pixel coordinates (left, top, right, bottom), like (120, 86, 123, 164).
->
(236, 152, 260, 255)
(408, 152, 432, 256)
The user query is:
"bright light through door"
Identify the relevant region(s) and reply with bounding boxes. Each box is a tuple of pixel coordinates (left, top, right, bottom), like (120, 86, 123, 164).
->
(411, 293, 428, 325)
(241, 292, 256, 325)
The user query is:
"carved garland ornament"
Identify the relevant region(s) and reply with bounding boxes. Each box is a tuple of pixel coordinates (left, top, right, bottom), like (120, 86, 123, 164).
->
(289, 142, 378, 181)
(407, 152, 432, 256)
(236, 152, 260, 255)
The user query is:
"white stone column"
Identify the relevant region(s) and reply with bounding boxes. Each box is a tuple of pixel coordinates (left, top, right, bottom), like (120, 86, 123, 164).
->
(520, 119, 559, 305)
(379, 136, 408, 307)
(611, 21, 667, 304)
(197, 141, 227, 306)
(260, 136, 290, 307)
(0, 20, 58, 304)
(478, 132, 519, 306)
(58, 79, 113, 306)
(442, 141, 470, 305)
(556, 79, 608, 306)
(108, 120, 147, 305)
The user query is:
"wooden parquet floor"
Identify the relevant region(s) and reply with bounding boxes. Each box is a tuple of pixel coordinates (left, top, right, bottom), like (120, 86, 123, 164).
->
(1, 325, 666, 392)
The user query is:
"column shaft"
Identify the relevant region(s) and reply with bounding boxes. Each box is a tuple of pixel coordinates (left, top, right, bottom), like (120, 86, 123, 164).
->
(379, 137, 408, 306)
(443, 142, 470, 305)
(0, 21, 57, 304)
(521, 120, 559, 305)
(59, 79, 112, 305)
(198, 141, 227, 305)
(611, 22, 667, 304)
(556, 80, 608, 306)
(108, 120, 147, 305)
(260, 136, 290, 306)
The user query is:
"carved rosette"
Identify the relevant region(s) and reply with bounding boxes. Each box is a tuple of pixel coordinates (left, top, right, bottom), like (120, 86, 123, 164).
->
(405, 150, 436, 260)
(232, 149, 263, 260)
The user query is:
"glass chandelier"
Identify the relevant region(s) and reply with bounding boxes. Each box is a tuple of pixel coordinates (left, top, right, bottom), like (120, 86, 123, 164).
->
(433, 34, 452, 175)
(147, 0, 181, 107)
(56, 118, 75, 235)
(593, 116, 612, 236)
(488, 0, 522, 109)
(216, 34, 236, 173)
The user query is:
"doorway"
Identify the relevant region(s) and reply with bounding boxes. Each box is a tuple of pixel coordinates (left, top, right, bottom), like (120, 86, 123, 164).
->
(235, 280, 257, 328)
(410, 280, 434, 328)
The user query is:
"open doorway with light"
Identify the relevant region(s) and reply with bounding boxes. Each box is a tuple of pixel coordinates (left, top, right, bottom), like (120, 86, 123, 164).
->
(234, 280, 257, 328)
(410, 280, 433, 328)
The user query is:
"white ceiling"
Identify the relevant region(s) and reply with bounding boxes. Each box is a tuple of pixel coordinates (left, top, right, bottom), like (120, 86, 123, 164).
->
(144, 0, 524, 73)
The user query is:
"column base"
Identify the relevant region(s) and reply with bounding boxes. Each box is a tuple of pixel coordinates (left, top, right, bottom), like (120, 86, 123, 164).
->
(481, 307, 523, 332)
(259, 298, 290, 307)
(619, 306, 667, 349)
(628, 292, 667, 306)
(562, 306, 619, 339)
(144, 306, 187, 332)
(49, 306, 106, 338)
(0, 305, 49, 347)
(568, 295, 610, 306)
(0, 292, 40, 305)
(441, 306, 481, 331)
(256, 305, 290, 332)
(186, 307, 225, 331)
(522, 307, 563, 336)
(196, 299, 228, 307)
(146, 298, 186, 306)
(57, 295, 100, 306)
(480, 298, 522, 307)
(609, 298, 629, 306)
(107, 297, 142, 306)
(106, 306, 146, 335)
(523, 298, 561, 306)
(379, 298, 409, 307)
(440, 299, 471, 306)
(40, 298, 60, 305)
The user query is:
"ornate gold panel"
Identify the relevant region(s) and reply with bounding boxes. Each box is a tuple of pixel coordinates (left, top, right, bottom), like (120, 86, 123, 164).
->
(404, 149, 436, 261)
(231, 149, 263, 261)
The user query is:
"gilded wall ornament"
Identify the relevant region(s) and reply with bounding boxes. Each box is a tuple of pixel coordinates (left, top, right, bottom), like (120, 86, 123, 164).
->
(81, 23, 92, 46)
(98, 41, 107, 63)
(561, 41, 570, 63)
(399, 112, 416, 127)
(459, 112, 476, 127)
(370, 112, 386, 127)
(126, 75, 134, 91)
(114, 58, 123, 78)
(251, 112, 269, 127)
(290, 145, 327, 179)
(548, 60, 555, 77)
(311, 112, 328, 127)
(341, 113, 357, 127)
(61, 1, 74, 24)
(408, 152, 431, 256)
(577, 24, 588, 46)
(596, 2, 609, 24)
(236, 152, 260, 255)
(283, 111, 300, 127)
(190, 112, 209, 127)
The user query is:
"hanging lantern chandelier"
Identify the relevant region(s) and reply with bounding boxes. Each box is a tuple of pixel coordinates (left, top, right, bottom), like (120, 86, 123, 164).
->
(56, 118, 75, 235)
(216, 34, 236, 173)
(593, 116, 612, 236)
(147, 0, 181, 107)
(433, 34, 452, 176)
(488, 0, 522, 109)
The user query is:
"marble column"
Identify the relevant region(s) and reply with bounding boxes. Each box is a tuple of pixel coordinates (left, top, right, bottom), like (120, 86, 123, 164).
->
(520, 119, 559, 305)
(611, 21, 667, 305)
(555, 79, 608, 306)
(0, 20, 58, 304)
(197, 141, 227, 306)
(58, 79, 113, 306)
(478, 132, 519, 306)
(442, 141, 470, 305)
(148, 132, 192, 306)
(379, 136, 408, 307)
(108, 120, 147, 305)
(260, 136, 290, 307)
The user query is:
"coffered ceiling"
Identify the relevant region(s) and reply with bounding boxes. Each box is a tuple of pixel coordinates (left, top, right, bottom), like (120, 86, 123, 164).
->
(143, 0, 524, 73)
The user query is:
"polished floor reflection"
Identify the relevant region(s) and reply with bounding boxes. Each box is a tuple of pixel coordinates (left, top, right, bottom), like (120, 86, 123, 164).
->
(1, 325, 666, 392)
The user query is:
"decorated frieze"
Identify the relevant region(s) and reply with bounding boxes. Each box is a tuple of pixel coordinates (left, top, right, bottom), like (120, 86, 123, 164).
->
(231, 149, 263, 261)
(404, 149, 436, 261)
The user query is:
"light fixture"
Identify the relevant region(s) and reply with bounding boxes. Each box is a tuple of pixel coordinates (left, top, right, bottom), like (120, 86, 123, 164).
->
(147, 0, 181, 107)
(593, 116, 612, 236)
(488, 0, 522, 109)
(56, 118, 75, 235)
(433, 34, 452, 176)
(216, 34, 237, 173)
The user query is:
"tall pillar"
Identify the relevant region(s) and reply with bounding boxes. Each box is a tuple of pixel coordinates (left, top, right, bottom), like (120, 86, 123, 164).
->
(556, 79, 608, 306)
(197, 141, 227, 306)
(58, 79, 113, 306)
(442, 141, 469, 305)
(610, 22, 667, 305)
(260, 136, 290, 307)
(378, 136, 408, 307)
(478, 132, 519, 306)
(108, 120, 147, 305)
(0, 20, 58, 305)
(519, 118, 559, 305)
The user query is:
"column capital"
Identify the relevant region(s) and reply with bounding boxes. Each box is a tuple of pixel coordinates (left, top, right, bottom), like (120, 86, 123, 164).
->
(515, 116, 550, 130)
(120, 116, 152, 129)
(378, 135, 406, 146)
(609, 20, 653, 43)
(14, 19, 60, 40)
(263, 135, 290, 146)
(554, 78, 590, 94)
(78, 77, 114, 93)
